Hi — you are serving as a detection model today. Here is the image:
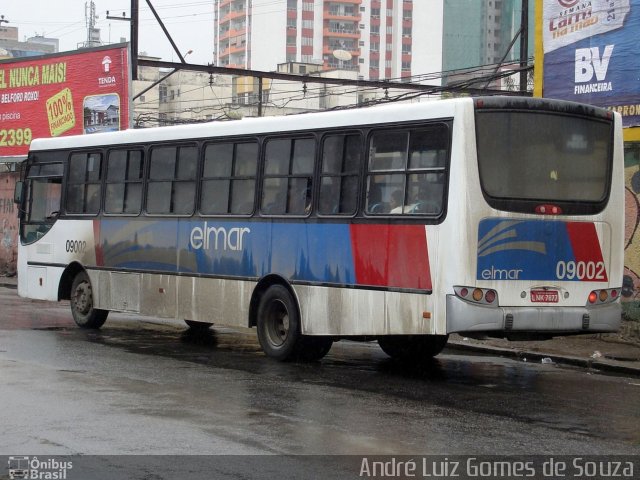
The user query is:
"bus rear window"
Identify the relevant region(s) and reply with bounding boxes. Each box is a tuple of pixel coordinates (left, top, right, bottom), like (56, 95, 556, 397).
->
(476, 111, 613, 214)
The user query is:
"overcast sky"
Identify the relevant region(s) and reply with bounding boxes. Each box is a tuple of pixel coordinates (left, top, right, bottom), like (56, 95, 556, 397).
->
(2, 1, 217, 64)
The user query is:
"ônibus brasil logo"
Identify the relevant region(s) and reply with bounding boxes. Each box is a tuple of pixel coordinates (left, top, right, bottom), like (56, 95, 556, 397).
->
(8, 456, 73, 479)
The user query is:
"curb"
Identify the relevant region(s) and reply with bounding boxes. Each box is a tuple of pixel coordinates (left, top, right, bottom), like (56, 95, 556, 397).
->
(0, 282, 17, 290)
(447, 341, 640, 377)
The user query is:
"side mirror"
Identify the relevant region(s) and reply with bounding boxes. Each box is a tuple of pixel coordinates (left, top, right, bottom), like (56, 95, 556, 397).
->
(13, 181, 24, 204)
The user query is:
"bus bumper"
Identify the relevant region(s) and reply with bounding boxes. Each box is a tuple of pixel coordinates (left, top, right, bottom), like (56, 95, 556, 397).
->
(446, 295, 622, 334)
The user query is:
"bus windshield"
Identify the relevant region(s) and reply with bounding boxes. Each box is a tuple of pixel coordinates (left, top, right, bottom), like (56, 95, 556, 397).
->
(476, 110, 613, 214)
(21, 161, 63, 244)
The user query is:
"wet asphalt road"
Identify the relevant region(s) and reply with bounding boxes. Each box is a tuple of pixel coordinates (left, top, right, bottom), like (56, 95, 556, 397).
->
(1, 285, 639, 460)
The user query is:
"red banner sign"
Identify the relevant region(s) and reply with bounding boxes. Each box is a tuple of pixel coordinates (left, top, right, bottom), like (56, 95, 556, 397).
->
(0, 44, 130, 157)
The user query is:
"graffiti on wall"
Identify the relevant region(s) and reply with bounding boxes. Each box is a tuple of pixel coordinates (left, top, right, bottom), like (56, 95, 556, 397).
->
(623, 150, 640, 317)
(0, 172, 18, 276)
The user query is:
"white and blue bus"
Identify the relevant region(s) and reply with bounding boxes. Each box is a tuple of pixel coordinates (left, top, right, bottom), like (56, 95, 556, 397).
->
(14, 96, 625, 361)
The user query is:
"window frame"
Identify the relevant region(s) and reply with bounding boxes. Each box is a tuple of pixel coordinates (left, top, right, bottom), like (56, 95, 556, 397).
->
(199, 138, 259, 217)
(103, 147, 145, 216)
(260, 135, 316, 217)
(363, 122, 452, 219)
(317, 131, 363, 218)
(65, 150, 103, 216)
(145, 143, 199, 216)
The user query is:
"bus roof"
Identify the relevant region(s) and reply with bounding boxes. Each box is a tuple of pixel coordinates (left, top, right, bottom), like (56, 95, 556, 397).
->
(29, 97, 471, 152)
(28, 96, 612, 152)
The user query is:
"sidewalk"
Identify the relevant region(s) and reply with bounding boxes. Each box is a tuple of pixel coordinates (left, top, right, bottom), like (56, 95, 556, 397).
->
(447, 328, 640, 377)
(2, 275, 639, 375)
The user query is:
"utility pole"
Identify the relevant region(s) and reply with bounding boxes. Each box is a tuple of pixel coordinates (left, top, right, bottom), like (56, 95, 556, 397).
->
(520, 0, 529, 92)
(107, 0, 138, 79)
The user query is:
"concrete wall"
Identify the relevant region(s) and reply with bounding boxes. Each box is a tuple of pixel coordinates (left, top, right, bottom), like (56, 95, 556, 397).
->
(0, 171, 18, 276)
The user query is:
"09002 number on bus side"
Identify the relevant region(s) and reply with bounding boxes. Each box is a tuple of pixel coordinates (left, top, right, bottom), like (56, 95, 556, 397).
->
(555, 261, 606, 281)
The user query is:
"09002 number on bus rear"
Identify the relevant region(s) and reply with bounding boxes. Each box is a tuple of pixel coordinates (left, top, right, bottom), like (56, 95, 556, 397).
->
(555, 261, 606, 281)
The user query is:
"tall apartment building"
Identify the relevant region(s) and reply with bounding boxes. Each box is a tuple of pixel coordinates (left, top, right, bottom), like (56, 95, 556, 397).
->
(214, 0, 441, 82)
(442, 0, 533, 72)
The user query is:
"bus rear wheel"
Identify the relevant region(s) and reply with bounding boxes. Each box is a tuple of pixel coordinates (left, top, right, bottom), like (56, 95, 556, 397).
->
(378, 334, 449, 361)
(70, 271, 108, 329)
(256, 285, 332, 362)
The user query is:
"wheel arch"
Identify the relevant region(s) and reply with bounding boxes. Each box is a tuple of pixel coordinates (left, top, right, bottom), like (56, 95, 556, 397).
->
(248, 274, 300, 328)
(58, 262, 86, 301)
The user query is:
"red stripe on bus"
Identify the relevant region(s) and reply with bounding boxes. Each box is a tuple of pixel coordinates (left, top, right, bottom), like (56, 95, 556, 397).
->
(566, 222, 607, 281)
(350, 224, 432, 290)
(93, 220, 104, 266)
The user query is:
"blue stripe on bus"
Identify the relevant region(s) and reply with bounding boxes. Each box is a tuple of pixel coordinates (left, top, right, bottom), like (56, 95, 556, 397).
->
(98, 219, 357, 284)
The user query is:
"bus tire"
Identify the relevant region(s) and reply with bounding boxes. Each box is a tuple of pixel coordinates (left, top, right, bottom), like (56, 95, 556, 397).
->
(298, 336, 333, 362)
(185, 320, 213, 331)
(256, 285, 333, 361)
(256, 285, 302, 361)
(70, 271, 108, 329)
(378, 334, 449, 361)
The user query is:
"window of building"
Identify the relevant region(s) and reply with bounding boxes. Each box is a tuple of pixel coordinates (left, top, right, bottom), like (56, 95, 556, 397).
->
(261, 137, 315, 215)
(365, 125, 449, 215)
(159, 84, 167, 103)
(318, 133, 362, 215)
(146, 145, 197, 215)
(105, 149, 144, 214)
(66, 152, 102, 214)
(200, 141, 258, 215)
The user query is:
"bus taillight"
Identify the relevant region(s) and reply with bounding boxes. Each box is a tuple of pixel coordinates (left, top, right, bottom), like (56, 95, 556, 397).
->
(454, 286, 498, 306)
(588, 289, 620, 305)
(535, 204, 563, 215)
(484, 290, 496, 303)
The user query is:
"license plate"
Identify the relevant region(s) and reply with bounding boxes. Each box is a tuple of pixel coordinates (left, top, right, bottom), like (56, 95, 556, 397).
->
(531, 290, 559, 303)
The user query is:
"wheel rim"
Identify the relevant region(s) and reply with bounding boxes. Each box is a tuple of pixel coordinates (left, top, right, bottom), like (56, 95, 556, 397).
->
(73, 281, 93, 315)
(264, 299, 290, 347)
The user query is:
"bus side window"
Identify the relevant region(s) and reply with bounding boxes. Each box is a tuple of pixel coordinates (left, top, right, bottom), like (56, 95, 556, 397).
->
(147, 145, 197, 215)
(366, 124, 448, 216)
(262, 137, 315, 216)
(105, 149, 144, 215)
(66, 152, 102, 215)
(201, 141, 258, 215)
(319, 133, 361, 215)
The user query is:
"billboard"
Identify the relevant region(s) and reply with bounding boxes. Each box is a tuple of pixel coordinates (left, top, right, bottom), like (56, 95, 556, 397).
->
(542, 0, 640, 127)
(0, 44, 130, 157)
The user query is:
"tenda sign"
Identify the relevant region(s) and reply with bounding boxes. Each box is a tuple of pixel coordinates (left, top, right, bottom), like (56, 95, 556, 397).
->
(0, 44, 130, 157)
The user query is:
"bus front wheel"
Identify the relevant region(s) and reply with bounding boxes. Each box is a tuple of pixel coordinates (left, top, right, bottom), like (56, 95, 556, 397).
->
(378, 334, 449, 361)
(256, 285, 332, 362)
(70, 271, 108, 329)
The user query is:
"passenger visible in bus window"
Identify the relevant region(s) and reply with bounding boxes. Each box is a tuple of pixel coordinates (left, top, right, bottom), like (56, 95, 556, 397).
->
(389, 190, 404, 214)
(366, 182, 385, 213)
